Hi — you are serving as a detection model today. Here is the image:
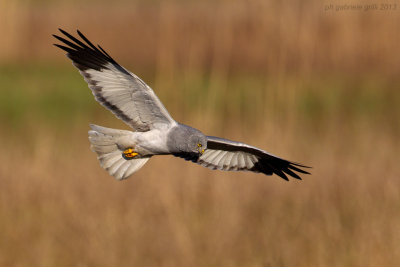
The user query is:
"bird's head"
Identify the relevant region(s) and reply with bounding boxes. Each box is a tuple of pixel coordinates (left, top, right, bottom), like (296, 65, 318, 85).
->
(167, 124, 207, 155)
(189, 133, 207, 155)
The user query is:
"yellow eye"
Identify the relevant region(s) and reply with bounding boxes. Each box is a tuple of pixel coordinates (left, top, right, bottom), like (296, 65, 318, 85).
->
(197, 143, 202, 147)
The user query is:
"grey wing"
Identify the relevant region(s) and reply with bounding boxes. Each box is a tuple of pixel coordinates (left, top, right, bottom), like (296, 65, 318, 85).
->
(198, 136, 311, 180)
(53, 29, 175, 132)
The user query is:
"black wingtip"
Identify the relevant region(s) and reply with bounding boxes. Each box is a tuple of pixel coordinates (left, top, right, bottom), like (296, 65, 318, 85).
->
(288, 164, 311, 175)
(58, 28, 68, 35)
(283, 167, 302, 180)
(53, 28, 117, 71)
(290, 161, 312, 169)
(76, 29, 99, 51)
(269, 165, 289, 181)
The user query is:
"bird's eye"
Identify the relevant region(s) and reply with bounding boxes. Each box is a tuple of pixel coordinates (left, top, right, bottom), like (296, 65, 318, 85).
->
(197, 143, 202, 147)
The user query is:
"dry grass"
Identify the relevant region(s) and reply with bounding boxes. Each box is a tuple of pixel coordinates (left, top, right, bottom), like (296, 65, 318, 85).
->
(0, 0, 400, 266)
(1, 0, 400, 75)
(0, 122, 399, 266)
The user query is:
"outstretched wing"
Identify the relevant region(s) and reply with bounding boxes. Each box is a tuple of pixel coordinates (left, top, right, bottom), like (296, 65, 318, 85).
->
(197, 136, 310, 180)
(53, 29, 176, 132)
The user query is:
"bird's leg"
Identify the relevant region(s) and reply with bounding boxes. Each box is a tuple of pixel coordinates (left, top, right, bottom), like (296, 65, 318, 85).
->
(122, 148, 139, 160)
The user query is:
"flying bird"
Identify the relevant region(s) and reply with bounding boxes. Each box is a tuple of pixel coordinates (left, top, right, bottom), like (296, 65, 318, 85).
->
(53, 29, 310, 181)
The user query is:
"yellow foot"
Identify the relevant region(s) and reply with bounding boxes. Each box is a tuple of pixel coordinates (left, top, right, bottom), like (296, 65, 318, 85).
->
(123, 148, 139, 159)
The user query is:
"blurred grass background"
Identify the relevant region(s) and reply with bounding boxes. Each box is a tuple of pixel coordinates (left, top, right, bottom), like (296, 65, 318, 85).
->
(1, 0, 400, 266)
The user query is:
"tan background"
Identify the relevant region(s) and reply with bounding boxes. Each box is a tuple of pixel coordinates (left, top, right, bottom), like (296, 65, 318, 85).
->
(0, 0, 399, 266)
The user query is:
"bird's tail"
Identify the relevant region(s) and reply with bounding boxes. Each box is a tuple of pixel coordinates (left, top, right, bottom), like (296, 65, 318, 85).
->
(88, 124, 150, 180)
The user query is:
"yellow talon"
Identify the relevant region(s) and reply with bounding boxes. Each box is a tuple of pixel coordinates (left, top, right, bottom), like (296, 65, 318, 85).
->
(123, 148, 138, 159)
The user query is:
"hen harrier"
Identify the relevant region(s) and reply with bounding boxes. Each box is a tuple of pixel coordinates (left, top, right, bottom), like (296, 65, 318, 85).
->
(53, 29, 310, 181)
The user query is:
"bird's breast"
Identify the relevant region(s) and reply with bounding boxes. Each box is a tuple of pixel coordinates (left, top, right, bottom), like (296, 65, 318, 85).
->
(136, 129, 171, 155)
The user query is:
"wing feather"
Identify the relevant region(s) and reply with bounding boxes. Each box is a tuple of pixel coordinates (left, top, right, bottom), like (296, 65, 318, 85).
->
(215, 151, 229, 169)
(53, 29, 176, 131)
(206, 150, 222, 164)
(237, 153, 245, 170)
(222, 152, 235, 170)
(196, 136, 311, 181)
(213, 151, 227, 169)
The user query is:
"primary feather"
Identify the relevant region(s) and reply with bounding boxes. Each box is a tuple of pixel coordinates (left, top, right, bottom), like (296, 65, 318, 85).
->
(54, 29, 311, 181)
(197, 136, 310, 180)
(53, 29, 175, 132)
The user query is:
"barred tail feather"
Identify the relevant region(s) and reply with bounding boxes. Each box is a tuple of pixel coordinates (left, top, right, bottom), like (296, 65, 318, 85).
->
(88, 124, 149, 180)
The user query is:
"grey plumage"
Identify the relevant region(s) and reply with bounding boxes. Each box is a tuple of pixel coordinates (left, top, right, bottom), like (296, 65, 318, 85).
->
(167, 124, 207, 154)
(53, 29, 174, 132)
(54, 29, 310, 181)
(88, 124, 150, 180)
